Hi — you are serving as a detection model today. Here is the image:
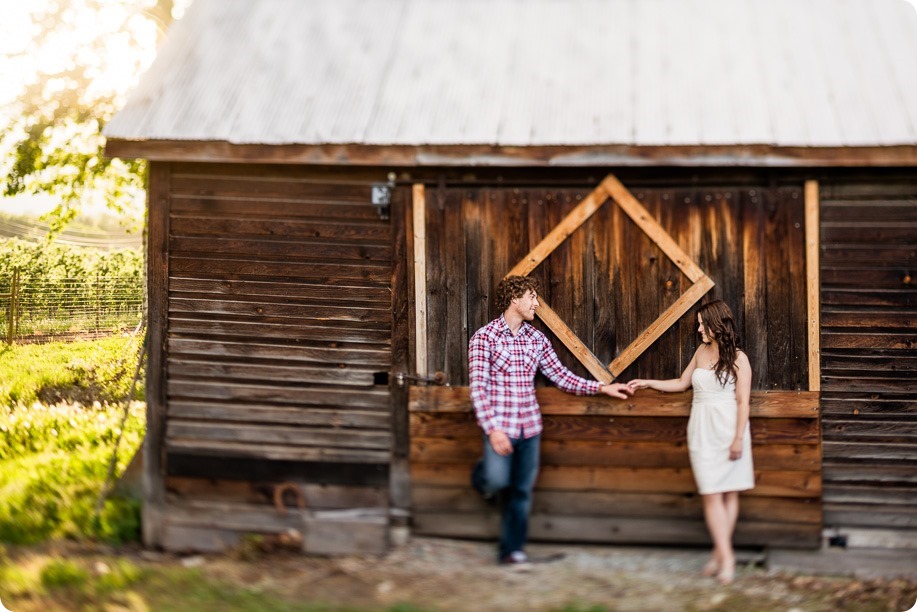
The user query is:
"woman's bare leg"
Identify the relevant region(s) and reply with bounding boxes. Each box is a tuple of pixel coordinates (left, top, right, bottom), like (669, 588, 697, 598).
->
(702, 493, 735, 583)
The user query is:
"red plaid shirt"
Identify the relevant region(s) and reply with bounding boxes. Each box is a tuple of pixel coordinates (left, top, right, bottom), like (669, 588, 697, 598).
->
(469, 315, 603, 438)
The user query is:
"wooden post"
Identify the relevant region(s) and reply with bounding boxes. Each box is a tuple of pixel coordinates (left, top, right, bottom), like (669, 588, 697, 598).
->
(805, 180, 820, 392)
(144, 162, 170, 548)
(412, 184, 428, 377)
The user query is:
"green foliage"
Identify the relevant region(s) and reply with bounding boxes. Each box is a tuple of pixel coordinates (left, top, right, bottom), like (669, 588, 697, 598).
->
(40, 558, 90, 588)
(0, 1, 182, 235)
(0, 336, 145, 544)
(0, 237, 142, 287)
(0, 335, 144, 407)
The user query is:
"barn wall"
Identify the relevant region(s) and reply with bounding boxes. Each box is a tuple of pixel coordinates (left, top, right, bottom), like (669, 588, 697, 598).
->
(819, 177, 917, 545)
(146, 162, 400, 552)
(410, 176, 821, 549)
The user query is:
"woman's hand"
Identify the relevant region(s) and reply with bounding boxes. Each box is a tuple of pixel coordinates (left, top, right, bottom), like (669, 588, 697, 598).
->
(627, 379, 651, 392)
(729, 438, 743, 461)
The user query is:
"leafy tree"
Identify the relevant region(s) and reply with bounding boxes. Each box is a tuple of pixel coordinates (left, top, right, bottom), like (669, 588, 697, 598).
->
(0, 0, 184, 235)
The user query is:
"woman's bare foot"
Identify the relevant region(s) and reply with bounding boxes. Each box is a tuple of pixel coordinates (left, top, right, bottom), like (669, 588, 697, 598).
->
(701, 557, 719, 577)
(716, 556, 735, 585)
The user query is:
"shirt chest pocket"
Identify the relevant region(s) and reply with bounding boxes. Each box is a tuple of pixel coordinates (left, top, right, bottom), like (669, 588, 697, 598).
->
(492, 347, 540, 373)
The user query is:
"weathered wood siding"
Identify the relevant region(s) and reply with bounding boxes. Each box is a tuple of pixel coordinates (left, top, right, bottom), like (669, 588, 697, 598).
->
(820, 179, 917, 542)
(147, 162, 396, 551)
(411, 180, 820, 548)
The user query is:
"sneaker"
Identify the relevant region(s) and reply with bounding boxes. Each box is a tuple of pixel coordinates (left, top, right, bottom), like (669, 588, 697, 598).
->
(500, 550, 532, 570)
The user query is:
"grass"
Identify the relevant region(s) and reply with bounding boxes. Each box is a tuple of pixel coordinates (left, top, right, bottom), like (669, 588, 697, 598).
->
(0, 335, 145, 544)
(0, 548, 417, 612)
(0, 334, 144, 406)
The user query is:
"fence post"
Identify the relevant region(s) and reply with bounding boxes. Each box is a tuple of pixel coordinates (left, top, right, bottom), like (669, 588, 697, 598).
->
(7, 268, 19, 345)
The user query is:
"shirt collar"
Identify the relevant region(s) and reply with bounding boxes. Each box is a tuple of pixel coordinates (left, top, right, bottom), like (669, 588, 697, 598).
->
(498, 314, 532, 338)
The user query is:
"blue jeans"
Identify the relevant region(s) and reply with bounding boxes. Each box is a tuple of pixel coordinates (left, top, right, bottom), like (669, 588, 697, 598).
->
(471, 433, 541, 559)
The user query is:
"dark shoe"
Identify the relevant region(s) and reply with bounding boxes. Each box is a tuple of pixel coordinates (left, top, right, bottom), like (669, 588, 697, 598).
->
(500, 550, 532, 571)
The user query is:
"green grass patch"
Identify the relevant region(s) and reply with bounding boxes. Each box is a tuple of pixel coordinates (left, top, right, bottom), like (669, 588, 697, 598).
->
(0, 335, 144, 406)
(0, 336, 145, 544)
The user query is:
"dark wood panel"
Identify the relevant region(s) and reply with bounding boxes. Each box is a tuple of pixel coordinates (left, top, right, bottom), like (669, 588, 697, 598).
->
(168, 316, 392, 344)
(170, 214, 391, 241)
(409, 386, 820, 418)
(411, 463, 820, 497)
(168, 380, 390, 409)
(169, 257, 391, 284)
(821, 441, 917, 461)
(822, 419, 917, 442)
(171, 236, 391, 262)
(170, 175, 375, 201)
(823, 463, 917, 484)
(166, 439, 390, 464)
(821, 332, 916, 350)
(166, 476, 388, 509)
(171, 195, 382, 220)
(411, 512, 820, 548)
(411, 485, 821, 524)
(168, 338, 389, 366)
(820, 245, 917, 266)
(167, 358, 377, 387)
(821, 376, 917, 394)
(168, 297, 390, 325)
(821, 289, 916, 308)
(167, 420, 390, 449)
(411, 436, 821, 470)
(169, 277, 391, 303)
(410, 412, 819, 444)
(824, 504, 917, 529)
(820, 225, 917, 244)
(168, 402, 389, 428)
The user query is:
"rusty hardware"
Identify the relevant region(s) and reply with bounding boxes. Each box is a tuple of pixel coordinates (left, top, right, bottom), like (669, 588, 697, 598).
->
(273, 481, 307, 516)
(396, 371, 447, 387)
(903, 273, 912, 285)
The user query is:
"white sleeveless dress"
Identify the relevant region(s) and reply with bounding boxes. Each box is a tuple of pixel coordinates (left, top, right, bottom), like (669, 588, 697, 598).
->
(687, 368, 755, 495)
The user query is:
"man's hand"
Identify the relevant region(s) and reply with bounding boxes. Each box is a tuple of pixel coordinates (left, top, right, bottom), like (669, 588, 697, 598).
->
(488, 430, 512, 456)
(600, 383, 633, 399)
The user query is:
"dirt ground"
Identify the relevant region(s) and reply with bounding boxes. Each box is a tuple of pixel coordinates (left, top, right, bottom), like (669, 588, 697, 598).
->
(150, 537, 917, 610)
(5, 536, 916, 611)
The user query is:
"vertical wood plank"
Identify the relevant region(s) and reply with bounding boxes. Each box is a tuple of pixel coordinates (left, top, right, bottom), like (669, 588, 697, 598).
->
(144, 162, 170, 548)
(743, 188, 769, 387)
(412, 184, 428, 377)
(804, 180, 821, 392)
(765, 187, 792, 388)
(390, 187, 412, 519)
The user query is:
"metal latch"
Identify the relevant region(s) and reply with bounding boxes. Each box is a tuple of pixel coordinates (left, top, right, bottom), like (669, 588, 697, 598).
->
(395, 371, 447, 387)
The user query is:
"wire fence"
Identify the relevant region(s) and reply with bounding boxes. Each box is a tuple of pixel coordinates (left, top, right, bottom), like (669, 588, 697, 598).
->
(1, 271, 144, 344)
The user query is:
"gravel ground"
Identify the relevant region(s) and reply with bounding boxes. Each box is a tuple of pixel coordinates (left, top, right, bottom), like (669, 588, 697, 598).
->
(200, 536, 917, 611)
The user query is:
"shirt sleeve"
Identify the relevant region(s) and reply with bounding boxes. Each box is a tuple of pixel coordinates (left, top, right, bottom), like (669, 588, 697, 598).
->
(537, 336, 603, 395)
(468, 332, 499, 434)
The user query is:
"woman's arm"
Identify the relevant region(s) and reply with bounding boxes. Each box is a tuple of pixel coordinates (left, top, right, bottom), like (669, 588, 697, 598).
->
(729, 351, 753, 460)
(627, 347, 700, 393)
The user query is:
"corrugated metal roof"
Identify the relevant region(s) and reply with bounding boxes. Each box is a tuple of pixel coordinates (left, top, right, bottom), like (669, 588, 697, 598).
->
(105, 0, 917, 149)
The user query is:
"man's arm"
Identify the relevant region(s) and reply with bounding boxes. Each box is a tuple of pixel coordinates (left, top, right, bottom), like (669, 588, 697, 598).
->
(468, 332, 498, 434)
(538, 337, 630, 398)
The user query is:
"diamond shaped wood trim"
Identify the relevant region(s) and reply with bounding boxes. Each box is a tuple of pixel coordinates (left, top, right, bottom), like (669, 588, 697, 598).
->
(505, 174, 714, 383)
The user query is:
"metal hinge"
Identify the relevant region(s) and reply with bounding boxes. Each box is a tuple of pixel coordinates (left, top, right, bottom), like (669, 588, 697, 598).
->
(395, 371, 447, 387)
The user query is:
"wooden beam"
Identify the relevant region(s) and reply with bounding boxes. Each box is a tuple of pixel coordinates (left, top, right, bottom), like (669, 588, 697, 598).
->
(409, 386, 821, 418)
(605, 175, 705, 282)
(412, 184, 428, 377)
(506, 183, 609, 277)
(805, 180, 821, 392)
(105, 140, 917, 168)
(609, 275, 715, 376)
(144, 161, 170, 549)
(535, 301, 614, 383)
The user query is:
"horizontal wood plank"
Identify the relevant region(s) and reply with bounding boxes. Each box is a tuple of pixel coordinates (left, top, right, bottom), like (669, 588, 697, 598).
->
(166, 439, 390, 463)
(168, 380, 389, 409)
(409, 386, 819, 418)
(167, 420, 391, 449)
(410, 464, 820, 497)
(169, 402, 389, 428)
(169, 338, 389, 366)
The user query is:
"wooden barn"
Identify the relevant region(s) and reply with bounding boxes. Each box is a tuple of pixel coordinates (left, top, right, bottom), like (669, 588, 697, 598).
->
(104, 0, 916, 557)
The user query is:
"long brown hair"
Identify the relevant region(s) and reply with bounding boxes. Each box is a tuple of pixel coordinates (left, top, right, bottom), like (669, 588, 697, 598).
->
(698, 300, 740, 385)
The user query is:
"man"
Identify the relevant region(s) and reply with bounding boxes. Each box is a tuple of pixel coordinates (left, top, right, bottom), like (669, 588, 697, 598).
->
(469, 275, 632, 567)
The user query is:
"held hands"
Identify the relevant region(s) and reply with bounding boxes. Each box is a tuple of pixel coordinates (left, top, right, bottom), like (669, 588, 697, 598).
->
(626, 379, 651, 392)
(600, 383, 633, 399)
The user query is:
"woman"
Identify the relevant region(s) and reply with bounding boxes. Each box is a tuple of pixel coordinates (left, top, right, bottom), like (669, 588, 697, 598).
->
(627, 300, 753, 584)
